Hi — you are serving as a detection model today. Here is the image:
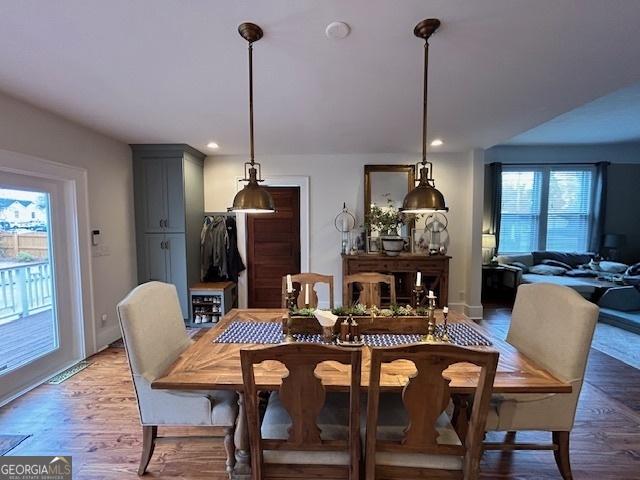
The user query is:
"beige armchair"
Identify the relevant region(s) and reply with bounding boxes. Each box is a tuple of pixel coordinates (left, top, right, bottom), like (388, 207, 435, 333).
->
(483, 283, 599, 480)
(117, 282, 238, 476)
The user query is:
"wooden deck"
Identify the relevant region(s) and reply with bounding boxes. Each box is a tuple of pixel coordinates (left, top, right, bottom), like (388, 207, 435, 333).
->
(0, 309, 56, 374)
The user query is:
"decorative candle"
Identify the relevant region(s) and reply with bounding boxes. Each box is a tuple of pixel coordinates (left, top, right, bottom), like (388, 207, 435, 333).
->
(304, 284, 310, 305)
(286, 274, 293, 293)
(428, 290, 435, 298)
(416, 271, 421, 287)
(443, 306, 449, 314)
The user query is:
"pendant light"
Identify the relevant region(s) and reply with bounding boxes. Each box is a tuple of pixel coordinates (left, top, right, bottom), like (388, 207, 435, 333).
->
(230, 22, 275, 213)
(401, 19, 448, 214)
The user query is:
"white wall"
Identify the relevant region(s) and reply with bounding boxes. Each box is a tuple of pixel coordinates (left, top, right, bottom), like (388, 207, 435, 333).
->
(0, 91, 136, 350)
(204, 152, 483, 316)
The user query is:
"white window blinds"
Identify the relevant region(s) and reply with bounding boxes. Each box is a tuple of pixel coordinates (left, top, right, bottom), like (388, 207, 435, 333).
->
(499, 170, 542, 253)
(498, 166, 594, 254)
(546, 170, 593, 252)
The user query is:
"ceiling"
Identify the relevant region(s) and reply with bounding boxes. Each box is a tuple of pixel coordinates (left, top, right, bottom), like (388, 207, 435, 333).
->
(508, 82, 640, 145)
(1, 1, 640, 155)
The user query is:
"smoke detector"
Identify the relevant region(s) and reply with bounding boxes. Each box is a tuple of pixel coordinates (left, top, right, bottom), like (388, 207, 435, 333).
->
(325, 21, 351, 39)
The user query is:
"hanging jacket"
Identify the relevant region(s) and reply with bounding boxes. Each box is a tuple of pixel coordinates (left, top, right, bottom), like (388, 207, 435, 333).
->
(225, 216, 245, 282)
(201, 216, 228, 280)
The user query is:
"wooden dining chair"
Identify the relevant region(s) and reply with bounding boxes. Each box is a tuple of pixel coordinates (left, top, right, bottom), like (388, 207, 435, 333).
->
(365, 343, 499, 480)
(343, 272, 396, 307)
(281, 273, 334, 309)
(241, 344, 361, 480)
(482, 283, 599, 480)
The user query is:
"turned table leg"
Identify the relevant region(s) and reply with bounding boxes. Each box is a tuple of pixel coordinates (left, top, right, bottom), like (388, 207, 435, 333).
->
(231, 392, 251, 480)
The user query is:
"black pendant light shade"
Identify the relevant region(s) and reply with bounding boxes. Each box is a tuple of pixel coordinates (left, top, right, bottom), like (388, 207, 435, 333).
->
(230, 22, 275, 213)
(401, 19, 448, 214)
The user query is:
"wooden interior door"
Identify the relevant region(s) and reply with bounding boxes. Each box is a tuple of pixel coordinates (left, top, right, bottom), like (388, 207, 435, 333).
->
(247, 187, 301, 307)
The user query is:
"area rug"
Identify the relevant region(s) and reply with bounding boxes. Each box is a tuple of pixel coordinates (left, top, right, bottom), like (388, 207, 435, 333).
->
(46, 361, 91, 384)
(0, 434, 30, 456)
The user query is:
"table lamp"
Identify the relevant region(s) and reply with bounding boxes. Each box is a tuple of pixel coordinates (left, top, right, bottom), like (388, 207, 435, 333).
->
(482, 234, 497, 265)
(603, 233, 626, 261)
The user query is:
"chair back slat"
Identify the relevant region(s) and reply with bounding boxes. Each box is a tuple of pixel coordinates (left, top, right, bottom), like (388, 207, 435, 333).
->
(281, 273, 335, 309)
(365, 343, 498, 479)
(343, 272, 396, 307)
(241, 343, 361, 479)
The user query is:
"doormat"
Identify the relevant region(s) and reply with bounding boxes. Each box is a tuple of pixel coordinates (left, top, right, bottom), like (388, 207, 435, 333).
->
(0, 434, 30, 456)
(46, 361, 91, 385)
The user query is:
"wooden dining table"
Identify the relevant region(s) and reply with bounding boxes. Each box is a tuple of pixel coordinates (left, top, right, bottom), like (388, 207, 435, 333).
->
(152, 308, 571, 479)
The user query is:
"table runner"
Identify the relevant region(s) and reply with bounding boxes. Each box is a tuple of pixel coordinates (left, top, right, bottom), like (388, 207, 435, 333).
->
(213, 321, 492, 347)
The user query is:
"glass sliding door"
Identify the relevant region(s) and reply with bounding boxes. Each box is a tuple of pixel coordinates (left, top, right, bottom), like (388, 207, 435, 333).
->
(0, 172, 83, 405)
(0, 187, 57, 374)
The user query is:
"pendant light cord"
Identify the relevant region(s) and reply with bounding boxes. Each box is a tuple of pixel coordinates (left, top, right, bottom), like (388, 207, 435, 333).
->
(248, 42, 255, 166)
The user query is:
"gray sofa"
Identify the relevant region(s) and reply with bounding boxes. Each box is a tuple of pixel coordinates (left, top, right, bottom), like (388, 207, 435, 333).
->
(597, 286, 640, 334)
(496, 251, 598, 298)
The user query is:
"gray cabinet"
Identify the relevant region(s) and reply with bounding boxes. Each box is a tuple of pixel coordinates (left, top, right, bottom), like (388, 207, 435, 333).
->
(132, 144, 205, 319)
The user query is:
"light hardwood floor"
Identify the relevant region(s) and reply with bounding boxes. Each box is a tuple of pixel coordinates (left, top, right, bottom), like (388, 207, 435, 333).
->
(0, 308, 638, 479)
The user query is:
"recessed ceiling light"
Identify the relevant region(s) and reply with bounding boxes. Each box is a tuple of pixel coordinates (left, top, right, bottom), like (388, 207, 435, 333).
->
(207, 141, 219, 149)
(430, 139, 444, 147)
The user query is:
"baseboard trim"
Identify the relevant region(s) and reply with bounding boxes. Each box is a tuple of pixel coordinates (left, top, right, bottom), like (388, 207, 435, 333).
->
(96, 324, 122, 350)
(466, 304, 483, 320)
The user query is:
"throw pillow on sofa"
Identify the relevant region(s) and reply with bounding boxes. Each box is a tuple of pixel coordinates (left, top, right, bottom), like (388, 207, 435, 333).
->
(528, 264, 568, 276)
(532, 251, 593, 268)
(565, 269, 598, 278)
(599, 261, 629, 274)
(511, 261, 529, 273)
(541, 259, 573, 270)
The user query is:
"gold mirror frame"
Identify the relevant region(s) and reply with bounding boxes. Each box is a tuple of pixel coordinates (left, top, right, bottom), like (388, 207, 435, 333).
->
(364, 164, 416, 235)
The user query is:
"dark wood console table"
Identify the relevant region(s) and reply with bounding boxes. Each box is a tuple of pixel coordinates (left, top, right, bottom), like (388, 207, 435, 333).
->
(342, 254, 450, 307)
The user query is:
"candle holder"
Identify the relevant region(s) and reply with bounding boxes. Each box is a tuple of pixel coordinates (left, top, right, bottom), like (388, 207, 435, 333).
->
(441, 309, 451, 343)
(412, 285, 425, 309)
(282, 314, 295, 343)
(285, 291, 297, 312)
(422, 294, 438, 343)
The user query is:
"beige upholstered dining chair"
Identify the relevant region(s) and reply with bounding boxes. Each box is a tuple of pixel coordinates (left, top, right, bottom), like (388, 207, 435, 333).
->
(281, 273, 334, 309)
(343, 272, 396, 308)
(365, 343, 499, 480)
(483, 283, 599, 480)
(117, 282, 238, 476)
(241, 343, 362, 480)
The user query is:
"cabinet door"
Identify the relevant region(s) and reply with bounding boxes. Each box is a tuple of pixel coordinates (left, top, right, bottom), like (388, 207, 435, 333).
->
(142, 234, 168, 283)
(141, 158, 167, 232)
(164, 158, 185, 232)
(165, 233, 188, 318)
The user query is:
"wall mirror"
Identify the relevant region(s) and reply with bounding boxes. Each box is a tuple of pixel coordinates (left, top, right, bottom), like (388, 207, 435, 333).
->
(364, 164, 415, 238)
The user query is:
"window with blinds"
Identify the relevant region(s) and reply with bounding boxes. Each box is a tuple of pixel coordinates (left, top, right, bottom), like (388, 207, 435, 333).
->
(499, 170, 542, 253)
(498, 166, 594, 254)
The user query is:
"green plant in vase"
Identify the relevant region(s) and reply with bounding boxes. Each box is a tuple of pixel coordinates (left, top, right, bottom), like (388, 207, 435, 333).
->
(365, 194, 406, 238)
(365, 194, 408, 256)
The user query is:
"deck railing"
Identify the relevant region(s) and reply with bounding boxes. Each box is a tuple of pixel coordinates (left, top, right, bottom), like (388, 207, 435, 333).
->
(0, 261, 52, 321)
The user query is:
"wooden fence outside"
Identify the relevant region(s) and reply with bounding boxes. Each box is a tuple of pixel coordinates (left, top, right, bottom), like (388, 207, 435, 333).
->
(0, 232, 49, 259)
